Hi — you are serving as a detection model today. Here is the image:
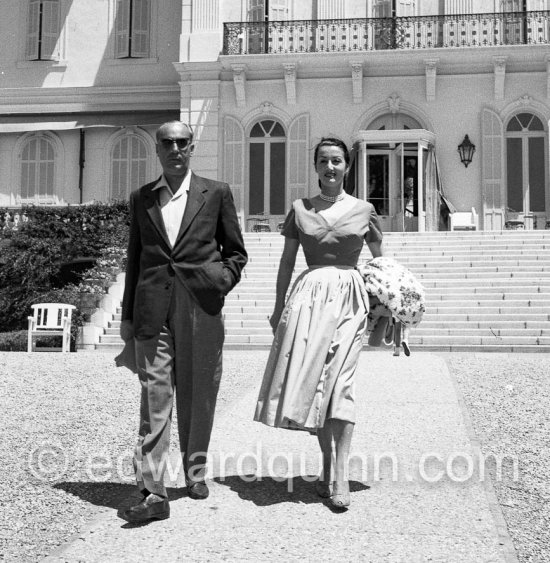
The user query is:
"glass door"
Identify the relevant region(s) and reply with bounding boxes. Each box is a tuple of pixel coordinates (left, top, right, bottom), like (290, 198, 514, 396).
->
(367, 147, 419, 232)
(403, 153, 419, 232)
(393, 144, 405, 231)
(506, 113, 547, 229)
(367, 151, 391, 232)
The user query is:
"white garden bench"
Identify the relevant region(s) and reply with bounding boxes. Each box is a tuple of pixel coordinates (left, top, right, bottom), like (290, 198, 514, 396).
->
(27, 303, 75, 353)
(449, 207, 479, 231)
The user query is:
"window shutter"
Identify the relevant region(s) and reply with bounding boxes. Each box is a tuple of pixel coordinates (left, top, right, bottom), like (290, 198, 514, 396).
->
(223, 116, 245, 219)
(287, 113, 309, 207)
(41, 0, 60, 59)
(444, 0, 473, 14)
(26, 0, 41, 60)
(270, 0, 288, 20)
(481, 108, 505, 230)
(39, 140, 55, 197)
(129, 135, 148, 195)
(527, 0, 549, 10)
(131, 0, 150, 57)
(397, 0, 415, 16)
(111, 136, 127, 200)
(115, 0, 130, 58)
(20, 136, 55, 200)
(373, 0, 392, 17)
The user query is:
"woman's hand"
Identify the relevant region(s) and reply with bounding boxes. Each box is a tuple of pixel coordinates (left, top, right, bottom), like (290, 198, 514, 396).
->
(120, 319, 134, 342)
(269, 306, 283, 334)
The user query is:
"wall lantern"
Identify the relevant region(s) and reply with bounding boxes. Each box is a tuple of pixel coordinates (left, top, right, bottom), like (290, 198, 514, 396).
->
(458, 134, 476, 168)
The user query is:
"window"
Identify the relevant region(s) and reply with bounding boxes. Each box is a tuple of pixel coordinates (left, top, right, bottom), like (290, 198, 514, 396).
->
(110, 132, 148, 200)
(248, 120, 286, 216)
(20, 135, 56, 201)
(25, 0, 60, 60)
(506, 113, 546, 215)
(372, 0, 415, 17)
(115, 0, 150, 58)
(247, 0, 289, 53)
(248, 0, 289, 21)
(500, 0, 525, 11)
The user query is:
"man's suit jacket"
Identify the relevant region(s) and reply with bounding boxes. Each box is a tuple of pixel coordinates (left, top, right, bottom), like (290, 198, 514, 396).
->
(121, 173, 248, 340)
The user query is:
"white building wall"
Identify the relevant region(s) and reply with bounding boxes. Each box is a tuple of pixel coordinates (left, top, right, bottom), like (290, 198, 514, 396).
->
(2, 0, 550, 230)
(0, 0, 180, 89)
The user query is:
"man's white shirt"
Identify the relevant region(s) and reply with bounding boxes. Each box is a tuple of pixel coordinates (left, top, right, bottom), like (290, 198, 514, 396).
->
(152, 171, 192, 247)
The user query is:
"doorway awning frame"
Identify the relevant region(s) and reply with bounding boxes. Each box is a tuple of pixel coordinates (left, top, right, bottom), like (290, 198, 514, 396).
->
(352, 129, 436, 233)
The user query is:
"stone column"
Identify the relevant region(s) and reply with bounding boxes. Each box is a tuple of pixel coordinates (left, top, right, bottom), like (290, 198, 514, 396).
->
(175, 62, 222, 180)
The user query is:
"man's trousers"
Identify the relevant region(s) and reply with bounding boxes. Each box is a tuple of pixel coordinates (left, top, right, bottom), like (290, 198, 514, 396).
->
(133, 279, 224, 498)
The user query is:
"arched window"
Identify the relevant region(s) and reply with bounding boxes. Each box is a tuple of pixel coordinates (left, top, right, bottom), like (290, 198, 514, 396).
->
(367, 113, 422, 131)
(20, 135, 55, 201)
(506, 112, 546, 216)
(248, 120, 286, 215)
(110, 132, 148, 200)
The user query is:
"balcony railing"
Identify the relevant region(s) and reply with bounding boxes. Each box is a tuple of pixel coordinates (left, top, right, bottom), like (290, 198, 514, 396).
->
(223, 11, 550, 55)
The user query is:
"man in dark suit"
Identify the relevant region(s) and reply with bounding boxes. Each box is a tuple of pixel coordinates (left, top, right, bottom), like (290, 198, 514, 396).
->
(120, 121, 247, 523)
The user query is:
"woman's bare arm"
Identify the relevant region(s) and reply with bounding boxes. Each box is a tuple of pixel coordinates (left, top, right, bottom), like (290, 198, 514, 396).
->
(270, 237, 300, 332)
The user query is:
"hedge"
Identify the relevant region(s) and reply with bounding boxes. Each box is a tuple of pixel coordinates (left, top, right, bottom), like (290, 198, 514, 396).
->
(0, 202, 129, 334)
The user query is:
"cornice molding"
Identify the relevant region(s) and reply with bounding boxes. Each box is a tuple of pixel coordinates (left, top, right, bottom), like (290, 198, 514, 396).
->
(0, 85, 179, 114)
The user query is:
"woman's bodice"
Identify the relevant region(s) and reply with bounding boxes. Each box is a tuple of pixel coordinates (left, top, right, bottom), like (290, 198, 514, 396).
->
(281, 197, 383, 268)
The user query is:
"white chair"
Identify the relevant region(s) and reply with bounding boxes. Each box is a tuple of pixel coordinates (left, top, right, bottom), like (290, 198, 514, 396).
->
(27, 303, 75, 353)
(450, 207, 479, 231)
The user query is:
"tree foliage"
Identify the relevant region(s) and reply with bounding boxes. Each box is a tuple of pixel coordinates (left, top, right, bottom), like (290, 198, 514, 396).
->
(0, 202, 129, 332)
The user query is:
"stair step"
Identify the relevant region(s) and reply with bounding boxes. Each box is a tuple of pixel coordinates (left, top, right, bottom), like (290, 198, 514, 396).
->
(222, 334, 550, 346)
(89, 231, 550, 351)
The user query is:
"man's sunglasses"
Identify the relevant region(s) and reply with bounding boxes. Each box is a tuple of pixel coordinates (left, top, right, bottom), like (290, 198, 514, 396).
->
(159, 137, 191, 150)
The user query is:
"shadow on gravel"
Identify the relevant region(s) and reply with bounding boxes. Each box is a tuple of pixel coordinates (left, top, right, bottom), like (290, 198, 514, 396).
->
(53, 482, 187, 511)
(213, 475, 369, 506)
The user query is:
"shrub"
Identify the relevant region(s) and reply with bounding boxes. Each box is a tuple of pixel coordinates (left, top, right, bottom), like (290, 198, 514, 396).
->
(0, 202, 129, 333)
(0, 330, 28, 351)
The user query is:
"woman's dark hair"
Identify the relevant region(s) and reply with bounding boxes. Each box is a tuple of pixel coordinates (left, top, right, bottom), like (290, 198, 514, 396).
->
(313, 137, 351, 167)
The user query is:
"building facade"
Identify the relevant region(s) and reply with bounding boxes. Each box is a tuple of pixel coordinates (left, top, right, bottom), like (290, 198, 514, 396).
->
(1, 0, 550, 232)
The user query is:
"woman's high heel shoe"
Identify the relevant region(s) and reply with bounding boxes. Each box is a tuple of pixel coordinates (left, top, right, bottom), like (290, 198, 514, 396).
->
(329, 482, 350, 510)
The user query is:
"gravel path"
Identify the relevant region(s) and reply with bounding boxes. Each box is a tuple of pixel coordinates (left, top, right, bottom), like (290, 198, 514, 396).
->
(1, 351, 549, 562)
(446, 353, 550, 563)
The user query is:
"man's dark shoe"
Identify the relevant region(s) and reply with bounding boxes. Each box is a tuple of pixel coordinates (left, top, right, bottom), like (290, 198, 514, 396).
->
(187, 481, 209, 500)
(122, 494, 170, 523)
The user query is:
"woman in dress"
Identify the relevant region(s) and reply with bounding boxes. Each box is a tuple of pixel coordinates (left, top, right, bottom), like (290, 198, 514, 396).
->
(254, 137, 383, 510)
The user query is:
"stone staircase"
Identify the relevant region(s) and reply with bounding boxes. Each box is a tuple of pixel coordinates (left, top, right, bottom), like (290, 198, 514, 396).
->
(92, 231, 550, 353)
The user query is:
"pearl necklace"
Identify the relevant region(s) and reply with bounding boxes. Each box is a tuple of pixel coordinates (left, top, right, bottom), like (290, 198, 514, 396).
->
(319, 192, 345, 203)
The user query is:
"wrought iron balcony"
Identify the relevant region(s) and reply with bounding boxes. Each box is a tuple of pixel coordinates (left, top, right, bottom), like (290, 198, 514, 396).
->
(223, 11, 550, 55)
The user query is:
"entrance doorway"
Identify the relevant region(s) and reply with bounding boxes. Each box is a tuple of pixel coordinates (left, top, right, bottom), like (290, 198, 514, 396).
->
(352, 129, 436, 232)
(505, 112, 547, 229)
(367, 150, 419, 232)
(247, 119, 286, 230)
